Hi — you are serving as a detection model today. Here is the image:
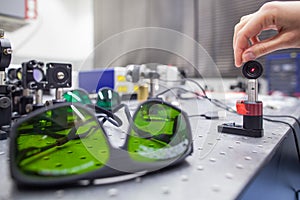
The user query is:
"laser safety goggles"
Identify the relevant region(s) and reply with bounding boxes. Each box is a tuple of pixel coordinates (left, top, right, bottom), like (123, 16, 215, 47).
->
(9, 99, 193, 187)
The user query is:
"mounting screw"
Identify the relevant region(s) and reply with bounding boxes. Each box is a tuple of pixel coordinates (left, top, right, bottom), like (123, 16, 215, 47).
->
(3, 48, 12, 55)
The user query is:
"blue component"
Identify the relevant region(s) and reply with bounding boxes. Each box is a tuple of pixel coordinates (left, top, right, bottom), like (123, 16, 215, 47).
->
(78, 69, 114, 93)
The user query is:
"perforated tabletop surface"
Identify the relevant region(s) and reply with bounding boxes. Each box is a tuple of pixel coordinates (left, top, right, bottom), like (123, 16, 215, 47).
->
(1, 96, 300, 200)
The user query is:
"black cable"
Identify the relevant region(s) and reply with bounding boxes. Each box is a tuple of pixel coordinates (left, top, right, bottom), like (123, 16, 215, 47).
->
(158, 78, 207, 97)
(159, 78, 238, 114)
(155, 85, 235, 113)
(155, 87, 198, 98)
(188, 114, 206, 118)
(264, 114, 300, 128)
(188, 110, 228, 119)
(263, 117, 300, 162)
(189, 112, 219, 120)
(202, 96, 237, 114)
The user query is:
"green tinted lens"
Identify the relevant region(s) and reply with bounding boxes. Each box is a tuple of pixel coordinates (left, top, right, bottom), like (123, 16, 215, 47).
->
(128, 101, 190, 162)
(15, 105, 110, 177)
(96, 88, 120, 110)
(63, 89, 92, 104)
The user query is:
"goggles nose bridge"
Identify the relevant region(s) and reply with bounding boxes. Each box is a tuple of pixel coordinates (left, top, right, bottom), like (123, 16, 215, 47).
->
(106, 115, 122, 127)
(96, 112, 123, 127)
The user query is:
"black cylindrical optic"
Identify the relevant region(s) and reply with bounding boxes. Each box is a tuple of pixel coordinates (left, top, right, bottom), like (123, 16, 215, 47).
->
(242, 60, 263, 79)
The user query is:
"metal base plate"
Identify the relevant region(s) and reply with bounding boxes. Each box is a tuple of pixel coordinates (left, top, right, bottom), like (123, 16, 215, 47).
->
(218, 123, 264, 138)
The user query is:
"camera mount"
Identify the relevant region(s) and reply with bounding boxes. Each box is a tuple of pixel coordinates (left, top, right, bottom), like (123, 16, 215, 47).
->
(218, 60, 264, 137)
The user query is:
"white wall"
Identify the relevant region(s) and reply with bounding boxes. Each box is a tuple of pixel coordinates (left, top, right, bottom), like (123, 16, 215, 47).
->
(6, 0, 94, 70)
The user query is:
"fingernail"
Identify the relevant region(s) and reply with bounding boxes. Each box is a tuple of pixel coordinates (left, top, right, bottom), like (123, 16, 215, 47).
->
(243, 51, 256, 61)
(235, 63, 242, 68)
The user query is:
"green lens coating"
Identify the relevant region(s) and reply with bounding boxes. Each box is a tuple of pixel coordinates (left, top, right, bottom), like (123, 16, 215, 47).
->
(63, 89, 92, 104)
(96, 88, 120, 110)
(128, 102, 189, 162)
(15, 105, 110, 177)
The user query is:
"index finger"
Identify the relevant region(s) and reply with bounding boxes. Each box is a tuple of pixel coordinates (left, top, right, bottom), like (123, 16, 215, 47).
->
(233, 13, 255, 49)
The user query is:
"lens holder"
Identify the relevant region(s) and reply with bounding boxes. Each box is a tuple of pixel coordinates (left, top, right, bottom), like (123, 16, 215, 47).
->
(242, 60, 263, 79)
(22, 60, 47, 90)
(7, 68, 17, 81)
(46, 63, 72, 88)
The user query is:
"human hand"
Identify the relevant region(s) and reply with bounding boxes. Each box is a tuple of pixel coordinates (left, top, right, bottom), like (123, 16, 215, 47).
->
(233, 1, 300, 67)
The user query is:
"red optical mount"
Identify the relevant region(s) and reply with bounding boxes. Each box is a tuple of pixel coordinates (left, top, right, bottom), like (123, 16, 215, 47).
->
(218, 61, 264, 137)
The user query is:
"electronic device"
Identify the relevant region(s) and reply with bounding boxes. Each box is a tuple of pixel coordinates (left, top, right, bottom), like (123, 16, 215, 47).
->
(78, 64, 178, 101)
(266, 53, 300, 96)
(78, 67, 139, 97)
